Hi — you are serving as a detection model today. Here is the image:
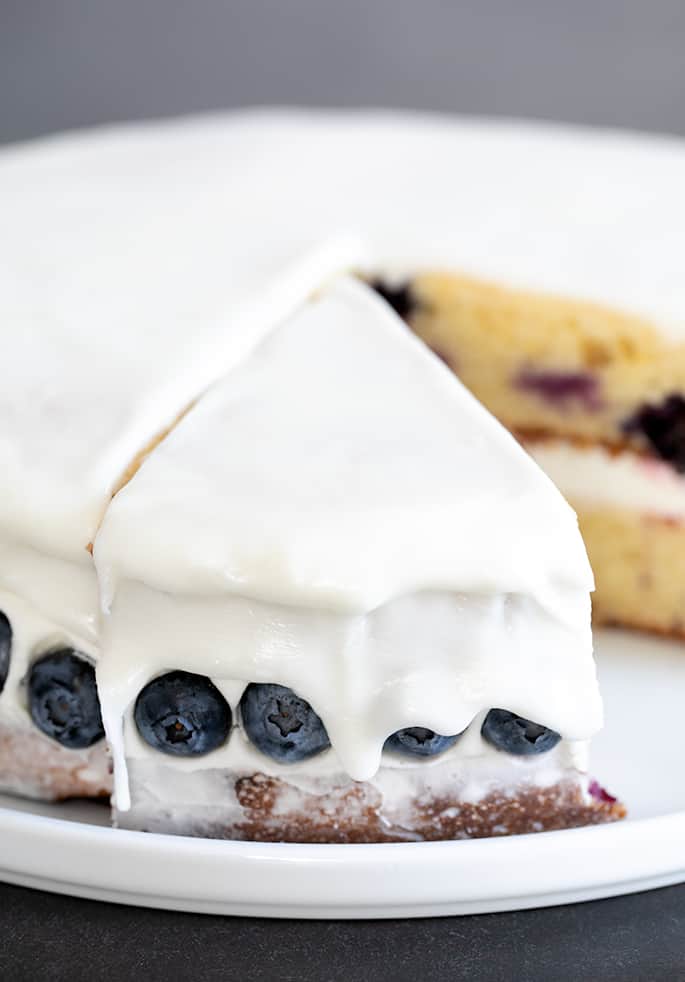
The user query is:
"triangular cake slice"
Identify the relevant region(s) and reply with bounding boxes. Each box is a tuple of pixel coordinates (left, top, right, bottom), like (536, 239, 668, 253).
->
(94, 277, 623, 841)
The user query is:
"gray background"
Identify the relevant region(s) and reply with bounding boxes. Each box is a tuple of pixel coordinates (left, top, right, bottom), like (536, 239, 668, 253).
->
(1, 0, 685, 145)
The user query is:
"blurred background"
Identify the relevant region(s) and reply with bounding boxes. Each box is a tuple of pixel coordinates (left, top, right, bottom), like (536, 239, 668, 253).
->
(1, 0, 684, 145)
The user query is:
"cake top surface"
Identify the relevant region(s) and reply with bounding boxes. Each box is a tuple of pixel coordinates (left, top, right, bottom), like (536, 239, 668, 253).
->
(2, 109, 684, 566)
(6, 108, 684, 321)
(95, 276, 593, 613)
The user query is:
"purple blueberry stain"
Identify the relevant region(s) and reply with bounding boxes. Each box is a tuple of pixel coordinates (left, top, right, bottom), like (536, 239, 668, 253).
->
(515, 368, 603, 411)
(623, 394, 685, 473)
(588, 779, 617, 804)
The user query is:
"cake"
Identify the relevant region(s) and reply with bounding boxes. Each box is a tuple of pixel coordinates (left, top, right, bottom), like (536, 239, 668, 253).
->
(0, 110, 634, 839)
(94, 277, 620, 841)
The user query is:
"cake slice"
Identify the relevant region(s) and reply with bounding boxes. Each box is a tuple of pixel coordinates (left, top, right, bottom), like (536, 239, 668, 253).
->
(94, 277, 623, 842)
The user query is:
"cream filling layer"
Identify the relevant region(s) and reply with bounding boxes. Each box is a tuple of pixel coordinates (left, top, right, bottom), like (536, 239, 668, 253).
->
(526, 440, 685, 519)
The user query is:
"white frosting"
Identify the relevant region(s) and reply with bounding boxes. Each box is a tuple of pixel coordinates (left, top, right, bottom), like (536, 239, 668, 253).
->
(527, 440, 685, 519)
(94, 279, 599, 810)
(4, 109, 685, 337)
(1, 108, 684, 567)
(96, 278, 591, 609)
(0, 147, 359, 565)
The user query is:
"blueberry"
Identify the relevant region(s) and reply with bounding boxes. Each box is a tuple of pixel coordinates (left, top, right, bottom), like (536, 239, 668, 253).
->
(384, 727, 461, 758)
(0, 612, 11, 695)
(134, 670, 231, 756)
(481, 709, 561, 756)
(623, 394, 685, 472)
(28, 649, 104, 749)
(368, 278, 418, 321)
(240, 683, 330, 762)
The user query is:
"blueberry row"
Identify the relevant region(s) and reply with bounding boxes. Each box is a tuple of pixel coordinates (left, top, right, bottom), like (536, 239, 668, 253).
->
(138, 674, 561, 760)
(2, 636, 561, 761)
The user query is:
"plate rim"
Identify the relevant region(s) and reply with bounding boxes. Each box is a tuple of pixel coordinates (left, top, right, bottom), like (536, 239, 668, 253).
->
(1, 801, 684, 917)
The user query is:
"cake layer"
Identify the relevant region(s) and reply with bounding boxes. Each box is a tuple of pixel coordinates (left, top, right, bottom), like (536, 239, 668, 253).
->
(0, 722, 110, 802)
(402, 271, 685, 456)
(117, 769, 623, 843)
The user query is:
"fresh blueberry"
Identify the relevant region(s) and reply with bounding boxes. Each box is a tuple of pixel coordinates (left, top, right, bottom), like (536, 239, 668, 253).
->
(28, 649, 104, 749)
(240, 683, 330, 762)
(384, 727, 462, 758)
(0, 612, 11, 695)
(368, 278, 418, 321)
(623, 394, 685, 472)
(481, 709, 561, 756)
(134, 670, 231, 756)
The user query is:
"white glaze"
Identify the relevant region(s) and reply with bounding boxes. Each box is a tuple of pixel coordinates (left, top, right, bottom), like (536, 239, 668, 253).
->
(94, 279, 598, 811)
(527, 440, 685, 519)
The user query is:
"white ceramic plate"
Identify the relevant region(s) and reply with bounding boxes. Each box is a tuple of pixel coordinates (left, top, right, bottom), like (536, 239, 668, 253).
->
(0, 628, 682, 918)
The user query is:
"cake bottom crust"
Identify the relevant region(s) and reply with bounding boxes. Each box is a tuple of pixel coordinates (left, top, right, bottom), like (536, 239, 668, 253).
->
(0, 721, 111, 801)
(117, 772, 625, 843)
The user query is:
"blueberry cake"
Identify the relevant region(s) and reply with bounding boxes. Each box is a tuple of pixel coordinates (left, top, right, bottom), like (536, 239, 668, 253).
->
(0, 111, 636, 840)
(93, 278, 622, 840)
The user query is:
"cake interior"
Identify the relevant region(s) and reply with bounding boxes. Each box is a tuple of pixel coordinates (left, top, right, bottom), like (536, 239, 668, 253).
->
(372, 271, 685, 638)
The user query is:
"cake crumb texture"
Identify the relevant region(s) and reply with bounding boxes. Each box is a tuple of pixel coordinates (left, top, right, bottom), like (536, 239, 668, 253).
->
(408, 271, 685, 447)
(118, 772, 625, 843)
(0, 723, 111, 801)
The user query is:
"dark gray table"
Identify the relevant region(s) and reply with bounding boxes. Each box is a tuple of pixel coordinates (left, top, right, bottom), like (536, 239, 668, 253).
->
(1, 2, 684, 978)
(0, 880, 683, 981)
